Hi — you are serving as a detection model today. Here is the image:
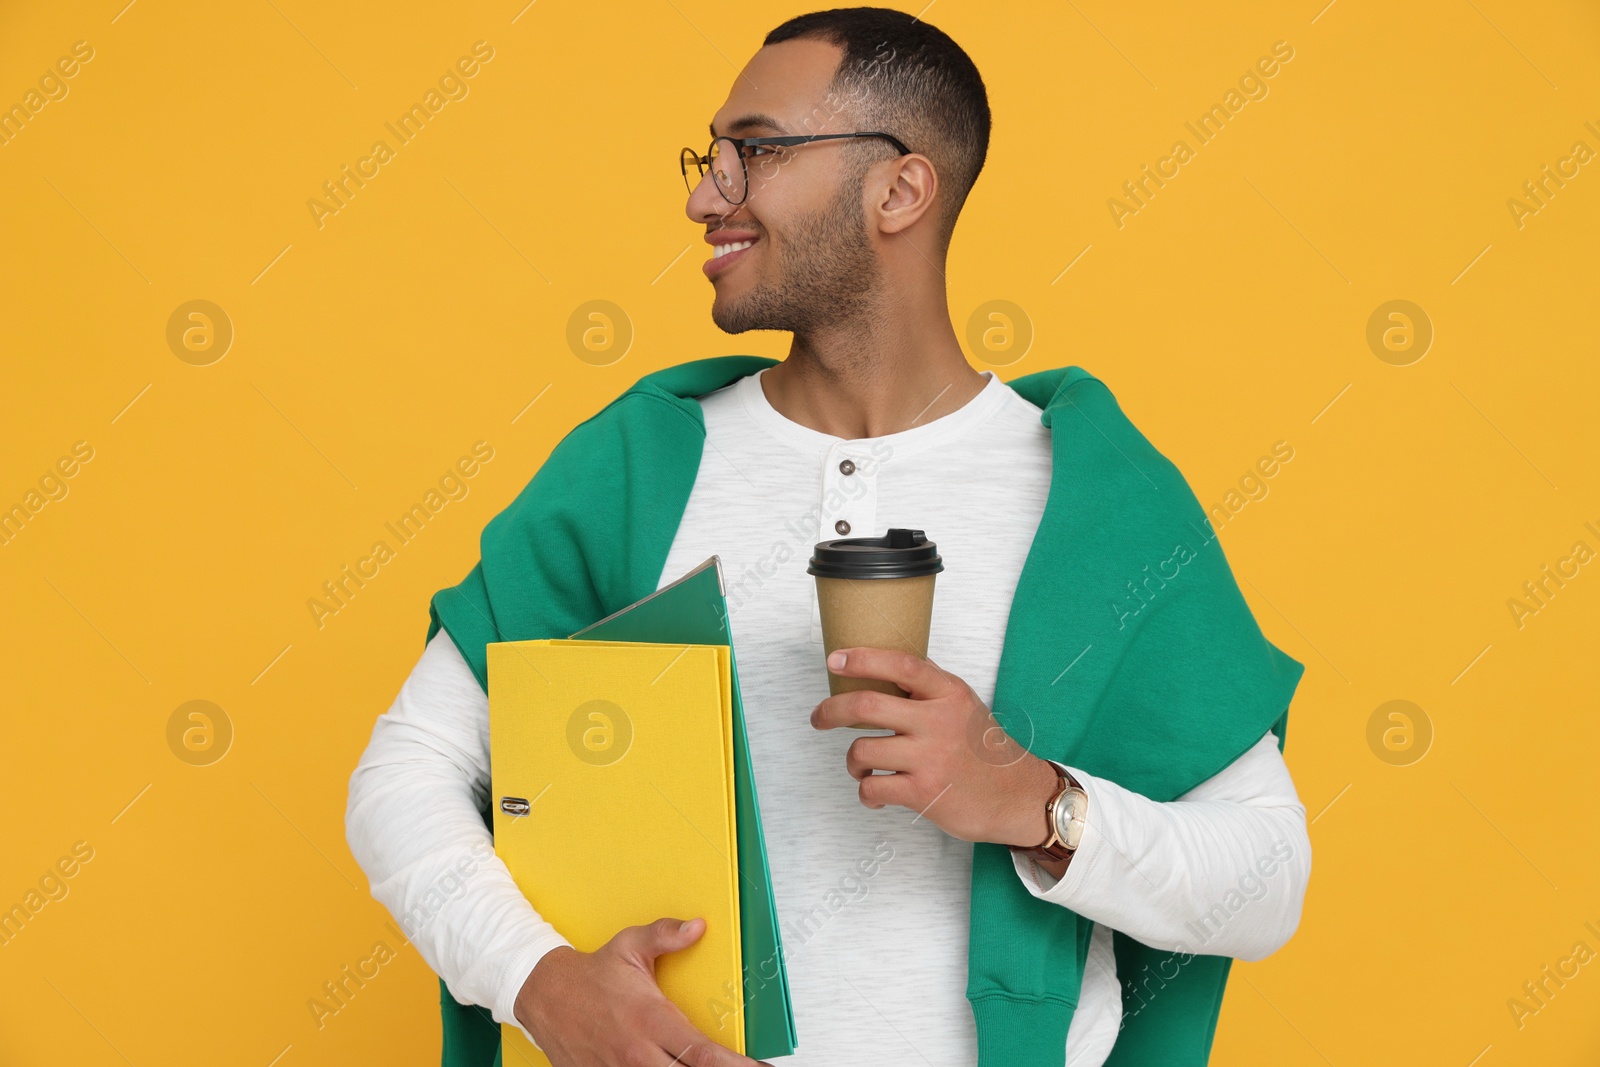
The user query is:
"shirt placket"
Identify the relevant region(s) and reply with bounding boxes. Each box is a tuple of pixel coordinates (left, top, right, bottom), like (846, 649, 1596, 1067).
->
(810, 444, 879, 645)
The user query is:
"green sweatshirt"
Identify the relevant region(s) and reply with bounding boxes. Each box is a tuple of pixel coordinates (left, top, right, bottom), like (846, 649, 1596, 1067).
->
(425, 354, 1304, 1067)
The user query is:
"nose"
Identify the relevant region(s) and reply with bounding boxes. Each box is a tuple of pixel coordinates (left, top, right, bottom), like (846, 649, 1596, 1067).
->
(685, 167, 741, 224)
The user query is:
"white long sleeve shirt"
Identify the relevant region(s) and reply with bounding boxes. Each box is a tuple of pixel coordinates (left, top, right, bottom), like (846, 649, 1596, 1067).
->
(346, 366, 1311, 1065)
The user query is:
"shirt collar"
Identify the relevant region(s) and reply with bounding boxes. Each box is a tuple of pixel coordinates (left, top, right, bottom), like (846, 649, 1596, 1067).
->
(733, 366, 1010, 458)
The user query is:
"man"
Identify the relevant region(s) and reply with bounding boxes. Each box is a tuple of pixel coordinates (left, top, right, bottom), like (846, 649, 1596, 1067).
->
(346, 8, 1310, 1067)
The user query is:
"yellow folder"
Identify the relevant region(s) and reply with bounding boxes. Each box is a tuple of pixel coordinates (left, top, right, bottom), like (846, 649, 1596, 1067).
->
(488, 638, 744, 1064)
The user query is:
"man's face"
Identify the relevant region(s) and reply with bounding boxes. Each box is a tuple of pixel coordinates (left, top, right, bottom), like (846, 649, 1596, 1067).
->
(687, 39, 885, 335)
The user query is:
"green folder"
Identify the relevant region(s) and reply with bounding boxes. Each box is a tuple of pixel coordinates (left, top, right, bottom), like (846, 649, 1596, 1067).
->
(568, 556, 797, 1059)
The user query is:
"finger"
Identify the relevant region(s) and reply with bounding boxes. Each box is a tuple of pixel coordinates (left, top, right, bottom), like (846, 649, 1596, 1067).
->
(857, 769, 919, 811)
(633, 974, 754, 1066)
(811, 689, 917, 733)
(652, 1012, 765, 1067)
(844, 734, 916, 780)
(623, 916, 704, 968)
(827, 646, 956, 700)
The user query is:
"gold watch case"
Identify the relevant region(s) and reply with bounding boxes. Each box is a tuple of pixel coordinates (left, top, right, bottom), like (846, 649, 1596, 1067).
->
(1014, 761, 1088, 863)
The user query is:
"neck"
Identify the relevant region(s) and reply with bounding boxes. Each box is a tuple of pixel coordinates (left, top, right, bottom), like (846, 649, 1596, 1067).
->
(761, 301, 988, 440)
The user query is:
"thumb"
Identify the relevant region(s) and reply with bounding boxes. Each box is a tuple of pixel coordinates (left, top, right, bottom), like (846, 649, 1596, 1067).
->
(632, 916, 705, 967)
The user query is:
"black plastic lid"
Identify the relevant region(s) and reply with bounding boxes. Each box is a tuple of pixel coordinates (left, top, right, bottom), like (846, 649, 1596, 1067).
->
(807, 528, 944, 580)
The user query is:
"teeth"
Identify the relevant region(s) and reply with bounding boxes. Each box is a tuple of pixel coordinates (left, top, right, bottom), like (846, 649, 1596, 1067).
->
(713, 239, 755, 259)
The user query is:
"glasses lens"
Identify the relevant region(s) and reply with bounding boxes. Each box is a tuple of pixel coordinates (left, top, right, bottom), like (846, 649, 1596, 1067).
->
(709, 138, 745, 204)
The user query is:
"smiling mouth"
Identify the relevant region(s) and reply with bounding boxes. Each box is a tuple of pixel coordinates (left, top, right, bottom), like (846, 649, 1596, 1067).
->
(704, 236, 759, 277)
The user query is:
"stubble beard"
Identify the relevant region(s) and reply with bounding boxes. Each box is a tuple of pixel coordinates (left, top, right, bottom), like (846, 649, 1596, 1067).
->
(710, 178, 883, 337)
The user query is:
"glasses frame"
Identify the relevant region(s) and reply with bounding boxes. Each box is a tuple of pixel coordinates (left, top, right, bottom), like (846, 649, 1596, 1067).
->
(681, 132, 915, 205)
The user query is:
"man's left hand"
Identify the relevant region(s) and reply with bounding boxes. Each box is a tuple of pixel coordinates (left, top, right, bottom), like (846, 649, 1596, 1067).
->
(809, 646, 1060, 848)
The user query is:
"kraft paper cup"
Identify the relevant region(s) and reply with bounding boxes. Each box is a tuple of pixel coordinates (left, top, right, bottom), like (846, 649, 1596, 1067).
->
(808, 528, 943, 723)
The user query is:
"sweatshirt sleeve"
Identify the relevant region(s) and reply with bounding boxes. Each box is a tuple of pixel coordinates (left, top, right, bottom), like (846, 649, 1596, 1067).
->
(345, 631, 572, 1047)
(1009, 731, 1310, 961)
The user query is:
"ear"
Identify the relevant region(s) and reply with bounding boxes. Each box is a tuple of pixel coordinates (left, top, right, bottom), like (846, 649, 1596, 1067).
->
(873, 153, 939, 235)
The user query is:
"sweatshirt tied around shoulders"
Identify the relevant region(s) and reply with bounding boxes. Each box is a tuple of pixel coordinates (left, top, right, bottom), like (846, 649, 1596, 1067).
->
(426, 355, 1305, 1067)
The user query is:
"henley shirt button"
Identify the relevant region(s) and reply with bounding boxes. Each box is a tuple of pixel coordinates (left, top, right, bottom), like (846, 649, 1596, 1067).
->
(835, 519, 851, 535)
(838, 459, 856, 475)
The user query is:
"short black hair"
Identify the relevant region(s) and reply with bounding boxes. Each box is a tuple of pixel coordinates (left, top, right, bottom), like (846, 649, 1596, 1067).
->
(763, 7, 991, 249)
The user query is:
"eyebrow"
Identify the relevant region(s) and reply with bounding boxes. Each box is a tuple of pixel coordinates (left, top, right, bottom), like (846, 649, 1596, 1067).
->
(710, 114, 789, 138)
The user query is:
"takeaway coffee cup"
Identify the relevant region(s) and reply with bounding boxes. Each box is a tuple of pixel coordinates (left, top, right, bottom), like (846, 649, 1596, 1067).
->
(807, 528, 943, 709)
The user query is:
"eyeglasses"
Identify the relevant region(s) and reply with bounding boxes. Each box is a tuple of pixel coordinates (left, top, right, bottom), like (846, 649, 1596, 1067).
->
(681, 133, 915, 206)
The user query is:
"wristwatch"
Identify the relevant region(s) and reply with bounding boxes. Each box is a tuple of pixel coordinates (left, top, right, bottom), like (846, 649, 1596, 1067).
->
(1011, 760, 1089, 864)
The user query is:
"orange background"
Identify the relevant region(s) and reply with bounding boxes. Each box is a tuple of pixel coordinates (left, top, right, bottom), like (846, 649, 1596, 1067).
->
(2, 1, 1597, 1064)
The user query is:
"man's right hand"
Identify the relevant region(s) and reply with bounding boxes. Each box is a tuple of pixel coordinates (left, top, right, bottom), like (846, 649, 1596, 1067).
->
(515, 916, 772, 1067)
